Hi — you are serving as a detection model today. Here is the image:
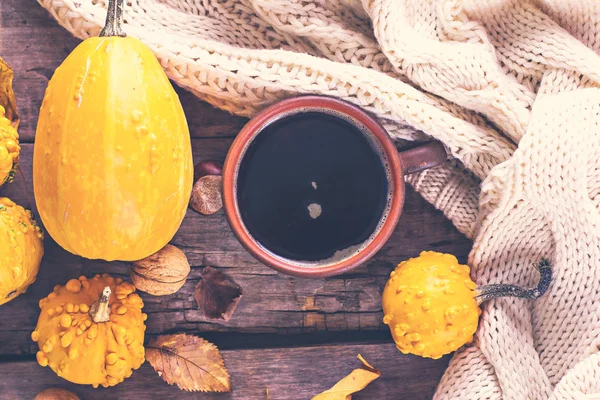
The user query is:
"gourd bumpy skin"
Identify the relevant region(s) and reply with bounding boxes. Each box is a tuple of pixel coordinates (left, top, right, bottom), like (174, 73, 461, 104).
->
(382, 251, 481, 359)
(33, 35, 193, 261)
(0, 105, 20, 186)
(32, 274, 147, 387)
(0, 197, 44, 305)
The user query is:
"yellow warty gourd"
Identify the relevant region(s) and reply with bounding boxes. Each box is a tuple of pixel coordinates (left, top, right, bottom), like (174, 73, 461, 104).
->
(0, 197, 44, 306)
(32, 274, 147, 387)
(33, 0, 193, 261)
(0, 105, 20, 186)
(382, 251, 551, 359)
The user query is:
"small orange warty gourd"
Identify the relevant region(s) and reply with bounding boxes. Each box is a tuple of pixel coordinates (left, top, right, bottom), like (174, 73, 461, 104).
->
(33, 0, 193, 261)
(0, 105, 20, 186)
(32, 274, 147, 387)
(0, 197, 44, 306)
(382, 251, 551, 359)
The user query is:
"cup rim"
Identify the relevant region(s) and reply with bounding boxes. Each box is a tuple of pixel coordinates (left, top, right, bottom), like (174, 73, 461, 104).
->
(222, 95, 404, 278)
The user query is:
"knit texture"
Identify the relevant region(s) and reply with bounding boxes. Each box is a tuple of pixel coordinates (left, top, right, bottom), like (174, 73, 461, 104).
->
(37, 0, 600, 398)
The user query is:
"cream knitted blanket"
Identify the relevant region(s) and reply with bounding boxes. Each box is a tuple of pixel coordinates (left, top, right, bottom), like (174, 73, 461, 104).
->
(37, 0, 600, 398)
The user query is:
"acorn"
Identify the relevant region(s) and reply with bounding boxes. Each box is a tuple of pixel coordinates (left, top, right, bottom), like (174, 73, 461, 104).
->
(382, 251, 551, 359)
(190, 160, 223, 215)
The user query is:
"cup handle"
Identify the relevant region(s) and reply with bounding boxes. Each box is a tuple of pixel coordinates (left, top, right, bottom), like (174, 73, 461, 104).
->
(398, 141, 447, 175)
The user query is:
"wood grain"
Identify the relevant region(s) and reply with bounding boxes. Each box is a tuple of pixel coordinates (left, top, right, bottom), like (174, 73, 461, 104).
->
(0, 343, 449, 400)
(0, 144, 471, 355)
(1, 1, 246, 142)
(0, 0, 470, 398)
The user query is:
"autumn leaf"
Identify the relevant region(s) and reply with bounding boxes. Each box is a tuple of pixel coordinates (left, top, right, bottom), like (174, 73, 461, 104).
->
(0, 57, 19, 128)
(194, 266, 242, 321)
(311, 355, 380, 400)
(146, 334, 231, 392)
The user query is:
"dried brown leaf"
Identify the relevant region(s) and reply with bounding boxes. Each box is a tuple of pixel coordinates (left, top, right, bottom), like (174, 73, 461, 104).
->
(0, 58, 19, 128)
(194, 266, 242, 321)
(146, 333, 231, 392)
(311, 355, 381, 400)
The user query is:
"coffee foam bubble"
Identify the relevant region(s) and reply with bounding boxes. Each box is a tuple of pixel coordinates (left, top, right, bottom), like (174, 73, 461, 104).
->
(234, 106, 394, 269)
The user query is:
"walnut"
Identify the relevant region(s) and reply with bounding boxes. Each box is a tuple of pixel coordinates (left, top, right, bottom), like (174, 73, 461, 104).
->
(130, 244, 190, 296)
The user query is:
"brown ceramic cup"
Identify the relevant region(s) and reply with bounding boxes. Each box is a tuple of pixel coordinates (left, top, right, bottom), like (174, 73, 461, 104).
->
(198, 96, 446, 278)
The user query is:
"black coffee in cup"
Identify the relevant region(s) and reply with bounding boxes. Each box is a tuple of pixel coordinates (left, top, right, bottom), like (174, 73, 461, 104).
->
(236, 111, 390, 262)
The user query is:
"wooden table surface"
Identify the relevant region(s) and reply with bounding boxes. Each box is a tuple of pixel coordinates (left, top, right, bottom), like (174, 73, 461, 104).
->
(0, 2, 472, 399)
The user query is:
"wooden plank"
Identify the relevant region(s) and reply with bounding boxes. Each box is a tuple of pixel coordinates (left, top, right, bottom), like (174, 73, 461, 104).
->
(0, 343, 449, 399)
(3, 144, 471, 265)
(1, 1, 247, 143)
(0, 143, 471, 355)
(1, 1, 80, 142)
(0, 5, 465, 398)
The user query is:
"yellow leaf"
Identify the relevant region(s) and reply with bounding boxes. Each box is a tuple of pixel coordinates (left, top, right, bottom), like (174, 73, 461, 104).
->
(311, 354, 381, 400)
(146, 333, 231, 392)
(0, 57, 19, 129)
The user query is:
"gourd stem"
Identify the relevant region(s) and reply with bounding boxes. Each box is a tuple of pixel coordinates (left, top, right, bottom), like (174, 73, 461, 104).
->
(90, 286, 112, 323)
(475, 260, 551, 305)
(100, 0, 126, 38)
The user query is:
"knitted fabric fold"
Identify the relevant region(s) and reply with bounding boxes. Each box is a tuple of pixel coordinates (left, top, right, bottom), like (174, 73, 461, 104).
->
(38, 0, 600, 398)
